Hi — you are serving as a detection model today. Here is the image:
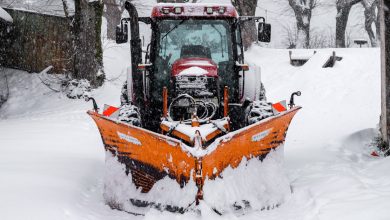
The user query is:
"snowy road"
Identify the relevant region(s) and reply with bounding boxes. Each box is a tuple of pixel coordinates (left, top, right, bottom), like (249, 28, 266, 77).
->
(1, 46, 389, 220)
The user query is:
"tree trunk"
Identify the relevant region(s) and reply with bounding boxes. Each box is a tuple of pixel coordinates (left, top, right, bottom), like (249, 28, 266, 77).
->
(232, 0, 258, 50)
(376, 3, 381, 43)
(380, 0, 390, 151)
(73, 0, 105, 87)
(288, 0, 313, 49)
(104, 0, 124, 40)
(294, 11, 311, 48)
(335, 0, 361, 48)
(362, 0, 379, 47)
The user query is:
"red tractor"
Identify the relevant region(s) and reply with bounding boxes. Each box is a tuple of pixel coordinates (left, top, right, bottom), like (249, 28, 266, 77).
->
(115, 2, 272, 130)
(88, 1, 300, 214)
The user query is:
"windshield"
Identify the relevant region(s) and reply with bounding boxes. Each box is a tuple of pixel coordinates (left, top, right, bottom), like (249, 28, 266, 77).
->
(157, 19, 233, 65)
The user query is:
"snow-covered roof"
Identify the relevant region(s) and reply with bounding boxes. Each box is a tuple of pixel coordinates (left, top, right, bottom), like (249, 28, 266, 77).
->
(0, 6, 13, 23)
(0, 0, 75, 17)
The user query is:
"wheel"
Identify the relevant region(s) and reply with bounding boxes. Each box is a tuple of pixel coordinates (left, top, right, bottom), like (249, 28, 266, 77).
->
(246, 100, 274, 125)
(118, 104, 142, 127)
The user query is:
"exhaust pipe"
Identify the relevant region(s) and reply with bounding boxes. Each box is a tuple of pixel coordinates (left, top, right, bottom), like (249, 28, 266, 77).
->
(124, 0, 142, 69)
(124, 0, 143, 106)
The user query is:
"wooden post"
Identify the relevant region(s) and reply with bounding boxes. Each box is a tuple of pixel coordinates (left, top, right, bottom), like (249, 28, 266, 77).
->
(224, 86, 229, 117)
(380, 0, 390, 148)
(163, 87, 168, 118)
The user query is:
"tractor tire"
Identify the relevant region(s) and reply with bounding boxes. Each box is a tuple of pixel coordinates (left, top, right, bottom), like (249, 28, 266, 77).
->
(246, 100, 274, 125)
(118, 104, 142, 127)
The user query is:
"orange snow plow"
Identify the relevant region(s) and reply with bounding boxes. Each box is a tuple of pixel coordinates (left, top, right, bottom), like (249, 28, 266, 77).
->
(88, 106, 300, 205)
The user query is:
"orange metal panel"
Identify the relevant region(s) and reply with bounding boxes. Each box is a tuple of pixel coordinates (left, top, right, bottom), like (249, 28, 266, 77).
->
(88, 111, 195, 185)
(160, 123, 193, 143)
(201, 107, 301, 180)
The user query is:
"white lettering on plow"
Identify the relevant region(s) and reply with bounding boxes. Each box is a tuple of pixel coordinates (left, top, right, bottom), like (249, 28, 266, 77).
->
(251, 129, 272, 142)
(117, 132, 141, 146)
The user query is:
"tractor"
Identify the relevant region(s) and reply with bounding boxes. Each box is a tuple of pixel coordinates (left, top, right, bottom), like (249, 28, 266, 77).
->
(88, 1, 301, 215)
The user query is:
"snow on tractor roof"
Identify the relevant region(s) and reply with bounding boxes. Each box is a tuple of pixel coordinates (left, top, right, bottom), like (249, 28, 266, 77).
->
(151, 3, 238, 18)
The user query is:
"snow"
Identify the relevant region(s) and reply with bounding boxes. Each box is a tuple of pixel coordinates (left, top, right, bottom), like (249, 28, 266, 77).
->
(0, 34, 387, 219)
(162, 119, 228, 142)
(0, 6, 13, 23)
(103, 152, 197, 214)
(179, 66, 209, 76)
(202, 147, 291, 214)
(181, 61, 215, 67)
(0, 0, 75, 17)
(290, 50, 316, 60)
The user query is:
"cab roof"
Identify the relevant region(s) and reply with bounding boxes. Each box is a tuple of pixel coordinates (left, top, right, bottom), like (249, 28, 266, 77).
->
(151, 3, 238, 19)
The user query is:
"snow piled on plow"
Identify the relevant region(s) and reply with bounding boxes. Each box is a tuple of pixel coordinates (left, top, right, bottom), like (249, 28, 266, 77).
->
(103, 146, 290, 216)
(203, 146, 290, 214)
(104, 152, 197, 214)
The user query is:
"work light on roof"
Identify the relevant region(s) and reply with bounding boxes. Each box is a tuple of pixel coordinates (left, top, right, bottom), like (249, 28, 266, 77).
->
(218, 7, 226, 14)
(206, 7, 213, 14)
(162, 7, 170, 14)
(174, 7, 183, 14)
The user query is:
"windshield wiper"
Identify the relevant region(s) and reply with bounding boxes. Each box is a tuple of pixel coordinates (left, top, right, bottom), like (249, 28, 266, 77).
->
(161, 19, 188, 40)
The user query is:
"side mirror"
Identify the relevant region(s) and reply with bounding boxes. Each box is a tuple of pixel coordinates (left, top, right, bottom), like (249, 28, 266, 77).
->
(258, 22, 271, 43)
(116, 23, 128, 44)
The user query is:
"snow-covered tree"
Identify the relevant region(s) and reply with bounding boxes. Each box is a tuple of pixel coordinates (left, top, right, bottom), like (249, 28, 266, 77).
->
(288, 0, 319, 48)
(336, 0, 361, 48)
(62, 0, 105, 87)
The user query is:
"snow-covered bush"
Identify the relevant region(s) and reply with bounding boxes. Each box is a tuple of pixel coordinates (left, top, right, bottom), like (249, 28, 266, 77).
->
(63, 79, 91, 99)
(37, 67, 93, 100)
(371, 134, 390, 157)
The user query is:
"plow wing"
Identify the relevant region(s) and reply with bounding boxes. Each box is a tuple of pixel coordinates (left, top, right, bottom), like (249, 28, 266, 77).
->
(202, 107, 300, 180)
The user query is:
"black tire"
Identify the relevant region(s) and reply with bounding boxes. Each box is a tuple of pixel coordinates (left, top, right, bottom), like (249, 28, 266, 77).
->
(246, 100, 274, 125)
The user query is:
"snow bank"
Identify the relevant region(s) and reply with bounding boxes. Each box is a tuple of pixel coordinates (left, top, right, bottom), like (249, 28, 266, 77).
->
(0, 6, 13, 23)
(246, 48, 380, 150)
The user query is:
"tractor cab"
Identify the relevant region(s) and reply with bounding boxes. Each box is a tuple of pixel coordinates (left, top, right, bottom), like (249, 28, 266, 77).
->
(116, 2, 271, 131)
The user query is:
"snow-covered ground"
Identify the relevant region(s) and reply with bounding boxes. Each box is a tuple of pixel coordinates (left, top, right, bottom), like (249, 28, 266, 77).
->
(0, 41, 387, 219)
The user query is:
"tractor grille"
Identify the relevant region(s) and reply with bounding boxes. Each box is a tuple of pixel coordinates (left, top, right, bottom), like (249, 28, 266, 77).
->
(175, 76, 218, 98)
